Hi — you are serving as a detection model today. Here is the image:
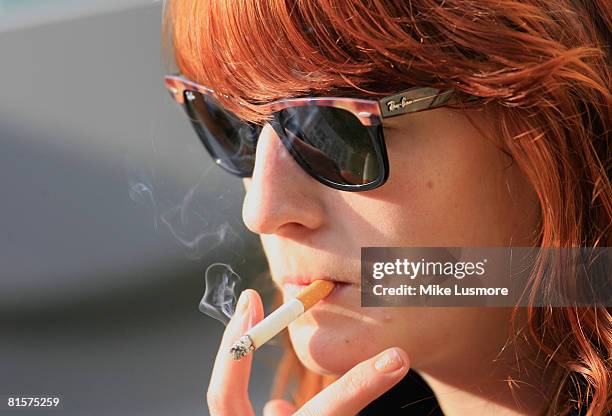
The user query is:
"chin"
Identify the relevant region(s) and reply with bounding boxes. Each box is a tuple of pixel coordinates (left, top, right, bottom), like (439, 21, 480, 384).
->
(287, 311, 383, 375)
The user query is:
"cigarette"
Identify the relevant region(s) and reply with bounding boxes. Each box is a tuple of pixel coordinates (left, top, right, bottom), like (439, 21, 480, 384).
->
(229, 280, 335, 360)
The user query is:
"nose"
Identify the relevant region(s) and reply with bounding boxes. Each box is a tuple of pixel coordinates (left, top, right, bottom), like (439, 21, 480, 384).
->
(242, 124, 326, 235)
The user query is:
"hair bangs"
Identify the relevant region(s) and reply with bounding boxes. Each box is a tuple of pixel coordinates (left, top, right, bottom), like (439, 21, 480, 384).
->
(164, 0, 455, 123)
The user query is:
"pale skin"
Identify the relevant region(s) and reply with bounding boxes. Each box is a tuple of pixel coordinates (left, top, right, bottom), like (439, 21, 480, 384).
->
(207, 105, 548, 415)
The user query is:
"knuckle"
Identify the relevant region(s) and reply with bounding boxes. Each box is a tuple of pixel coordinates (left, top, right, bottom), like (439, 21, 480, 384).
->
(342, 371, 370, 396)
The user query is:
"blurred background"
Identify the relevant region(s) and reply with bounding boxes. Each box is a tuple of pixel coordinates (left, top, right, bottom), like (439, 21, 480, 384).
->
(0, 1, 279, 414)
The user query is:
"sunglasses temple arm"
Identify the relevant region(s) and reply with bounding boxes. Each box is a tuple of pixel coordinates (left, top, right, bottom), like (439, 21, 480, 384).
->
(377, 88, 456, 119)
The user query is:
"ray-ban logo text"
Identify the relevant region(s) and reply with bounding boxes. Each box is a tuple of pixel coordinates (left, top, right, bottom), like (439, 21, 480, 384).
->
(386, 96, 414, 112)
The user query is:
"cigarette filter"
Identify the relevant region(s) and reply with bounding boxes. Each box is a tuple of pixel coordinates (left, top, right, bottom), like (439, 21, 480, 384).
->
(229, 280, 335, 360)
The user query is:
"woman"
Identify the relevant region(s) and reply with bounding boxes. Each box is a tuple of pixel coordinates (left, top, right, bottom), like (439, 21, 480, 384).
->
(163, 0, 611, 414)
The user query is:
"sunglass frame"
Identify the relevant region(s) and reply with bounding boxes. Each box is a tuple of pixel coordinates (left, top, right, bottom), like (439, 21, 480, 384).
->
(164, 74, 461, 191)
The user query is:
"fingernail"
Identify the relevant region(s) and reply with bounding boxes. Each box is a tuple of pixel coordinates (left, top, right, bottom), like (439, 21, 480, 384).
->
(374, 348, 405, 373)
(237, 291, 250, 314)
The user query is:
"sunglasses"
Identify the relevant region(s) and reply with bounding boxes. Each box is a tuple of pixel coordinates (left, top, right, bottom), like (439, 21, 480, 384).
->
(164, 74, 464, 192)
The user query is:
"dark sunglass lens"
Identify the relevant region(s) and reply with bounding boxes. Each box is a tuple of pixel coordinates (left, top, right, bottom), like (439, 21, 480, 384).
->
(183, 90, 259, 176)
(277, 106, 381, 186)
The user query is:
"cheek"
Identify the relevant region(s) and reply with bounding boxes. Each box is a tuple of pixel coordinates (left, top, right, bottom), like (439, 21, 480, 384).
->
(342, 110, 538, 246)
(288, 305, 516, 375)
(287, 307, 400, 375)
(284, 288, 459, 375)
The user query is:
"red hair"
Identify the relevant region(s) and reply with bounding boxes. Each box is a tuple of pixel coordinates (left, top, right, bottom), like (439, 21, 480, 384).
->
(164, 1, 611, 414)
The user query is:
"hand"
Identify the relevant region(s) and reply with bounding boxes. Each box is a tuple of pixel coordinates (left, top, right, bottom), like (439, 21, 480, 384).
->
(206, 289, 410, 416)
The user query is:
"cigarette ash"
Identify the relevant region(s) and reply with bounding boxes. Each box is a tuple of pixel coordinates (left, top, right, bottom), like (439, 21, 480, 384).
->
(199, 263, 241, 326)
(229, 335, 255, 361)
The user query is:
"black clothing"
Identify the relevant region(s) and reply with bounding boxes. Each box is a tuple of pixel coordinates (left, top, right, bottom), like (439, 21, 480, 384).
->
(359, 370, 443, 415)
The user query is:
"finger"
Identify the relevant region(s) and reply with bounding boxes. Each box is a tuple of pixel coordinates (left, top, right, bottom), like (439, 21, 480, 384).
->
(263, 399, 298, 416)
(207, 289, 264, 415)
(295, 347, 410, 416)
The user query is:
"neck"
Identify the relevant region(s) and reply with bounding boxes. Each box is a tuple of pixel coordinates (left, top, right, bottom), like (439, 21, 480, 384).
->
(419, 372, 546, 416)
(417, 325, 554, 416)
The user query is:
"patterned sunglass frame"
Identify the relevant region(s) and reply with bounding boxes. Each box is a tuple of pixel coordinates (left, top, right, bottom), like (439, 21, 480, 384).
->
(163, 74, 475, 191)
(163, 74, 458, 127)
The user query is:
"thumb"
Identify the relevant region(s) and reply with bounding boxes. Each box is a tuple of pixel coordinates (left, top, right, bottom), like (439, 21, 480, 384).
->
(263, 399, 298, 416)
(295, 347, 410, 416)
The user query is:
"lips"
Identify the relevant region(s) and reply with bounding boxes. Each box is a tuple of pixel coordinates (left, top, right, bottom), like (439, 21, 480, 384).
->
(282, 276, 352, 286)
(281, 276, 353, 302)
